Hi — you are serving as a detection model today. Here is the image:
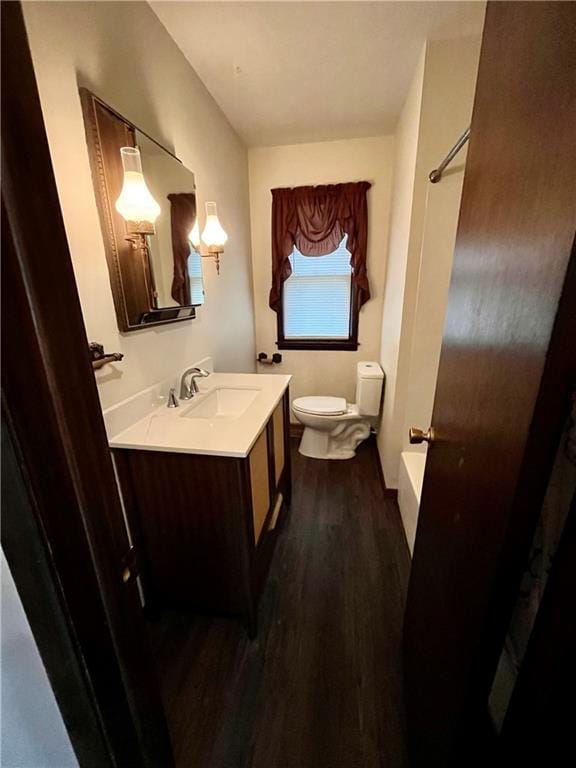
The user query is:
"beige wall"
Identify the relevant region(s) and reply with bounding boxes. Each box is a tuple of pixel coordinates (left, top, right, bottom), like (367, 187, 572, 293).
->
(249, 137, 394, 413)
(23, 1, 256, 411)
(2, 551, 78, 766)
(378, 48, 427, 486)
(378, 33, 483, 487)
(401, 37, 482, 460)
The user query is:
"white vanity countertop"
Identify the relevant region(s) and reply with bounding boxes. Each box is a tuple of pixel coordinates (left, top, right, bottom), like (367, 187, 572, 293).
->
(106, 372, 291, 458)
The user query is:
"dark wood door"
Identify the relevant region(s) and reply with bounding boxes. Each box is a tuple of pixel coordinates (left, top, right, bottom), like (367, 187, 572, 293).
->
(1, 3, 174, 765)
(403, 2, 576, 765)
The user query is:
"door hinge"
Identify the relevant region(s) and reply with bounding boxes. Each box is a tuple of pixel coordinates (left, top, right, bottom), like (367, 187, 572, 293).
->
(121, 545, 139, 585)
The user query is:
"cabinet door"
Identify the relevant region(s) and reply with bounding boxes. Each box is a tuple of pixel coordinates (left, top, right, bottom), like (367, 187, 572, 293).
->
(272, 400, 285, 487)
(249, 429, 270, 544)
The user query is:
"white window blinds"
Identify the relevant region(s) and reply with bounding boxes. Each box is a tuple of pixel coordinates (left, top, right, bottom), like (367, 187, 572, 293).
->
(187, 248, 204, 305)
(282, 235, 352, 339)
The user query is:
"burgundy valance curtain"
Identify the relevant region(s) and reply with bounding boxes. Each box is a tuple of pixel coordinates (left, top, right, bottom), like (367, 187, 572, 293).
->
(168, 192, 196, 306)
(269, 181, 372, 313)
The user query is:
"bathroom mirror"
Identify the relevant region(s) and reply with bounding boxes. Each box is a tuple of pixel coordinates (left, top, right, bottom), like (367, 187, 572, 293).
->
(80, 89, 204, 332)
(135, 131, 205, 310)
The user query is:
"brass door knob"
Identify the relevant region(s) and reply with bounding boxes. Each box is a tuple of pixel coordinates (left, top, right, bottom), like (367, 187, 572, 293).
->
(409, 427, 435, 444)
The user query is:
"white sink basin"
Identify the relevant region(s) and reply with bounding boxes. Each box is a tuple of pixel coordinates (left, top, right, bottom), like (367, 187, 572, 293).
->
(182, 387, 260, 420)
(105, 369, 291, 457)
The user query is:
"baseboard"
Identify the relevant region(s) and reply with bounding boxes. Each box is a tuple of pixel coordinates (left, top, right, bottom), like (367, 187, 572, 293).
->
(371, 436, 397, 497)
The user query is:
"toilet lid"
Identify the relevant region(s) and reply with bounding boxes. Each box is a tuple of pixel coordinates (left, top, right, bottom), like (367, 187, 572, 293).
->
(293, 396, 347, 416)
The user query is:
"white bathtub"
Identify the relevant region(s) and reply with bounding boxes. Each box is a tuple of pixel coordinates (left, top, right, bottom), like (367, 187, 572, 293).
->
(398, 451, 427, 555)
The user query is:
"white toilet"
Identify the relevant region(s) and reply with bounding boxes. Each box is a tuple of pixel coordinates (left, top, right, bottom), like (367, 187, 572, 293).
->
(292, 362, 384, 460)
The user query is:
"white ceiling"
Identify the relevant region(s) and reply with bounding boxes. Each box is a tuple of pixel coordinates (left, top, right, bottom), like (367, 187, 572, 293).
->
(151, 1, 485, 147)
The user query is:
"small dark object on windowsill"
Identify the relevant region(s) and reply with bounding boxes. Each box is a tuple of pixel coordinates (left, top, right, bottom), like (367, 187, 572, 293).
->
(89, 342, 124, 371)
(257, 352, 282, 365)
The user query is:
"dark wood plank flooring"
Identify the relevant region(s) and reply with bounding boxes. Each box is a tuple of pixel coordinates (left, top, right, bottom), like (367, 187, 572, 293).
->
(148, 438, 411, 768)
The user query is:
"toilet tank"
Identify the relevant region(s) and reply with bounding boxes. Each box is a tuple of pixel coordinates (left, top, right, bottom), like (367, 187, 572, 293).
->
(355, 361, 384, 416)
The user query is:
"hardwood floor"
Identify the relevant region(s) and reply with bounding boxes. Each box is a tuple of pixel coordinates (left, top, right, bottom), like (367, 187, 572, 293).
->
(148, 437, 411, 768)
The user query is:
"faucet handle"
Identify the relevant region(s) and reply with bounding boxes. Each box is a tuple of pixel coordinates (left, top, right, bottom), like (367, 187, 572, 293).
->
(167, 387, 179, 408)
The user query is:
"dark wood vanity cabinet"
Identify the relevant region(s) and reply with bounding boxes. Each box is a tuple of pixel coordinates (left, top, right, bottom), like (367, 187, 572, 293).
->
(113, 391, 291, 636)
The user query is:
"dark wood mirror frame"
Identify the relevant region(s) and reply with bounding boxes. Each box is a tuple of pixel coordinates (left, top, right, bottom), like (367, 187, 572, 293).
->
(80, 88, 196, 332)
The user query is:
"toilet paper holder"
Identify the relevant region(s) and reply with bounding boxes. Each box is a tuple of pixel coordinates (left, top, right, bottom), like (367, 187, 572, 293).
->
(257, 352, 282, 365)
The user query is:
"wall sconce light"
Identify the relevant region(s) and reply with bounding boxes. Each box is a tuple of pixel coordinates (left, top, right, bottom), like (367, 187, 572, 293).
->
(189, 201, 228, 275)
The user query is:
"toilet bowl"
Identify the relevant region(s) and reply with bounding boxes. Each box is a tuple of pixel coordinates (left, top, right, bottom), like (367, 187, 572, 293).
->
(292, 362, 384, 460)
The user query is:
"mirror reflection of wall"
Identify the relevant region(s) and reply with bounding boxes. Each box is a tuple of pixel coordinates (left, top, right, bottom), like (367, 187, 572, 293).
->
(488, 411, 576, 731)
(137, 131, 205, 308)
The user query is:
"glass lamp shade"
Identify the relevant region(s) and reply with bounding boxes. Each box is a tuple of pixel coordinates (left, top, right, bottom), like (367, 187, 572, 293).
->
(201, 202, 228, 249)
(115, 147, 160, 230)
(188, 218, 201, 249)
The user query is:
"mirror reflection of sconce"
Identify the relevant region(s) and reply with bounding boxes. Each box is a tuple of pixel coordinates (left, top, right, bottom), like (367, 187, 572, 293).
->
(115, 146, 161, 265)
(189, 201, 228, 275)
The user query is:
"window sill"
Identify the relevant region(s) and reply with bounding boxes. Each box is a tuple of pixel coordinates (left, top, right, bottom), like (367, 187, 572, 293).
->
(277, 339, 358, 351)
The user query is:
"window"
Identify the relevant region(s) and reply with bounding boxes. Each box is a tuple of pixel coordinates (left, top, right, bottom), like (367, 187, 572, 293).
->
(277, 235, 359, 350)
(187, 248, 204, 305)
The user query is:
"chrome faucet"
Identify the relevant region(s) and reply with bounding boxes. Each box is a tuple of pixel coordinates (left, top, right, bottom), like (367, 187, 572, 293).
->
(179, 367, 210, 400)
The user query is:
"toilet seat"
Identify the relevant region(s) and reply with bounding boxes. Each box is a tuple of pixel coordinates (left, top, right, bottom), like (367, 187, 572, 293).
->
(292, 395, 347, 416)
